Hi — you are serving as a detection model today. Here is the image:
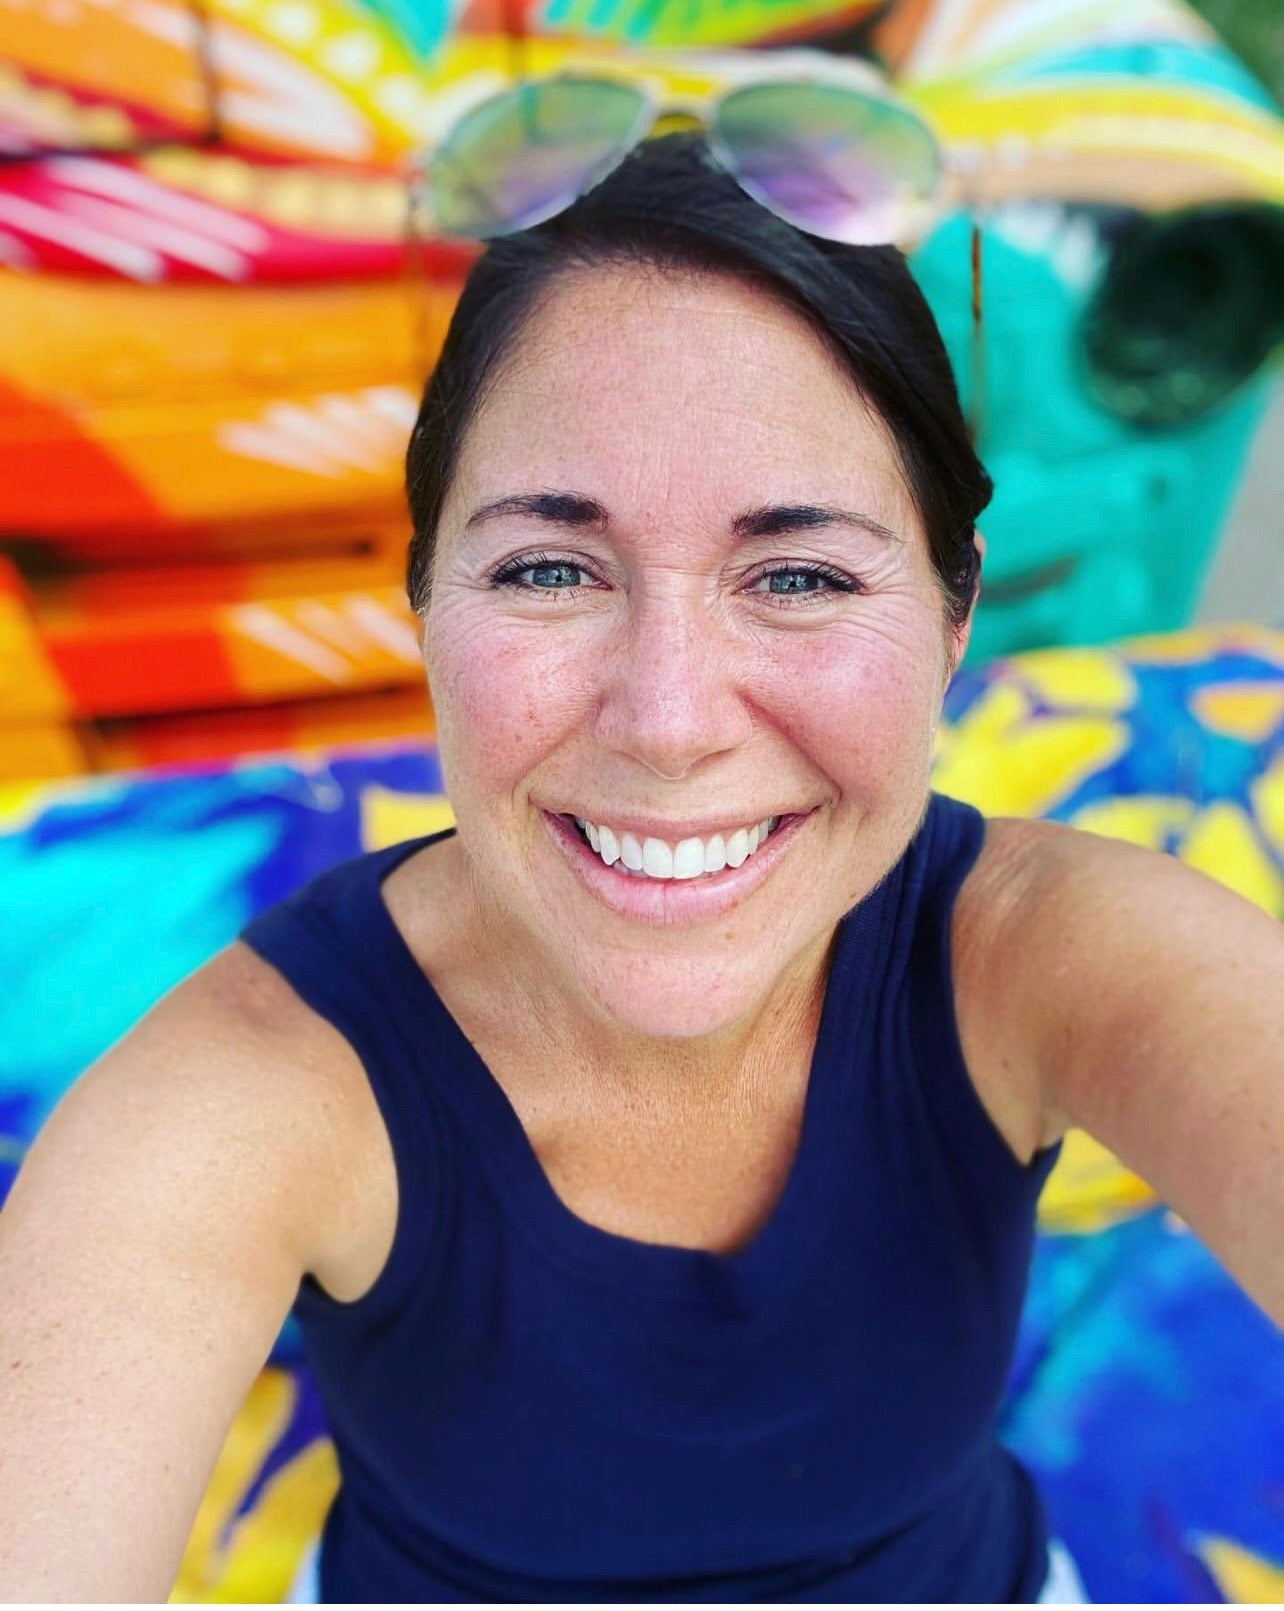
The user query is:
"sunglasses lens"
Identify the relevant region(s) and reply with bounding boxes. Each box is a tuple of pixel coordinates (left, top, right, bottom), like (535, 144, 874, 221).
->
(712, 83, 941, 247)
(431, 78, 647, 239)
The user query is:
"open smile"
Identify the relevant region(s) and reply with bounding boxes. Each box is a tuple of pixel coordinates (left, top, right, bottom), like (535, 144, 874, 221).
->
(543, 808, 813, 924)
(573, 813, 781, 879)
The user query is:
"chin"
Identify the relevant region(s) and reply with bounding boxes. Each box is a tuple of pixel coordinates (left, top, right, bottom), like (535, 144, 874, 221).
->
(569, 946, 791, 1043)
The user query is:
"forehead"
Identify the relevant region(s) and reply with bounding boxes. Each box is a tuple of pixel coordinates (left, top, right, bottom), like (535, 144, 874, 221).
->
(445, 264, 919, 538)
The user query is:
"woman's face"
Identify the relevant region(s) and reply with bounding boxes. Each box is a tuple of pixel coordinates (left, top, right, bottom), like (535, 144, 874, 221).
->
(425, 265, 968, 1039)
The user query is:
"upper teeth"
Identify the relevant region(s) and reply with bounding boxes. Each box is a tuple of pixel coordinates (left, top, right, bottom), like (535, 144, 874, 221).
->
(572, 816, 781, 879)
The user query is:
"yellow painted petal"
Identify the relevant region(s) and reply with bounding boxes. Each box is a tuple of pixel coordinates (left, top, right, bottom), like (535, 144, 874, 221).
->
(1198, 1536, 1284, 1604)
(934, 695, 1128, 818)
(170, 1369, 296, 1602)
(204, 1439, 339, 1604)
(360, 784, 454, 851)
(1038, 1129, 1158, 1234)
(1192, 684, 1284, 745)
(1180, 802, 1284, 917)
(1252, 755, 1284, 859)
(949, 681, 1033, 739)
(1070, 796, 1195, 851)
(1012, 648, 1136, 714)
(934, 684, 1030, 813)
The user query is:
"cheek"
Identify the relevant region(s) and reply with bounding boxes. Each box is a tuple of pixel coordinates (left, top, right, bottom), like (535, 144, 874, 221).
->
(425, 603, 599, 792)
(761, 610, 944, 789)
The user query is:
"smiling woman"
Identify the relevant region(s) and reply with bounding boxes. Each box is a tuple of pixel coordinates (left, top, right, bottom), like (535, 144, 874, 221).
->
(3, 134, 1282, 1606)
(414, 263, 963, 1025)
(400, 135, 989, 1046)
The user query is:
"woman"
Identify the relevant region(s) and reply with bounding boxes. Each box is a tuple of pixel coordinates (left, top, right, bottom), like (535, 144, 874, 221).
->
(1, 134, 1281, 1604)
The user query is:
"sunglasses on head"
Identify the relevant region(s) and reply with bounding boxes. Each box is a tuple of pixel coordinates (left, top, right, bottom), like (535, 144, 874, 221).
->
(423, 66, 942, 244)
(407, 65, 987, 441)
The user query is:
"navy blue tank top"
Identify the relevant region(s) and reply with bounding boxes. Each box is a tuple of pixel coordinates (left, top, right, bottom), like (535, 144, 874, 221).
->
(240, 791, 1061, 1602)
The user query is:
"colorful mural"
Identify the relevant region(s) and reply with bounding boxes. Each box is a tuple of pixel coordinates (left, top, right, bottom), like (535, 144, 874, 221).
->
(1, 624, 1281, 1601)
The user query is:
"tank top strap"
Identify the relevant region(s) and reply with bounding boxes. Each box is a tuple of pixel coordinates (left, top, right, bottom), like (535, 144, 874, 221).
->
(902, 793, 1061, 1185)
(237, 831, 456, 1321)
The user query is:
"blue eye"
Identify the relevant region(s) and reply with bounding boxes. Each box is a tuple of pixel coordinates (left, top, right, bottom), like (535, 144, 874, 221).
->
(767, 570, 824, 595)
(490, 553, 592, 591)
(751, 564, 858, 599)
(525, 561, 583, 589)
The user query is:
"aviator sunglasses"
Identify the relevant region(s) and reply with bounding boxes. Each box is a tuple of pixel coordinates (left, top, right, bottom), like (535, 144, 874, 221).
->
(408, 65, 986, 438)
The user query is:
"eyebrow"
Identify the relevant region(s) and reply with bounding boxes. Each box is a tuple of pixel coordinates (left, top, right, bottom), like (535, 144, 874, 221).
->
(732, 503, 901, 545)
(463, 491, 901, 545)
(464, 492, 607, 532)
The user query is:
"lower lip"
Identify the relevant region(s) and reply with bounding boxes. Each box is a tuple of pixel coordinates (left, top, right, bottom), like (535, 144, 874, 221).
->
(542, 810, 812, 925)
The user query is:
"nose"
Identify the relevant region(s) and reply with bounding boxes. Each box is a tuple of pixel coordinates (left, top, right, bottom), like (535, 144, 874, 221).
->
(593, 594, 754, 781)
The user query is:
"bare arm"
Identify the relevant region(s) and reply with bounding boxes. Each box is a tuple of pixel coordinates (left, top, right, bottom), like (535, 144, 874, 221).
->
(0, 944, 366, 1600)
(1003, 820, 1284, 1328)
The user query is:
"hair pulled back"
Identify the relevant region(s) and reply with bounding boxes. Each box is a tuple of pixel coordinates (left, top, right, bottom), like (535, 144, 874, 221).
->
(405, 131, 989, 627)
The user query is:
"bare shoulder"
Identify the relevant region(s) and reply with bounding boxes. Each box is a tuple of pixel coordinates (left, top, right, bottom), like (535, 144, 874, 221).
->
(140, 939, 397, 1303)
(952, 814, 1282, 1161)
(960, 811, 1279, 972)
(949, 816, 1068, 1164)
(212, 940, 397, 1301)
(957, 814, 1284, 1328)
(949, 814, 1134, 1157)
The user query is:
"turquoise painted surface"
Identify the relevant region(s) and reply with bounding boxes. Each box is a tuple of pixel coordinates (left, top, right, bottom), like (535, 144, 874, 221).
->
(352, 0, 458, 58)
(911, 210, 1275, 664)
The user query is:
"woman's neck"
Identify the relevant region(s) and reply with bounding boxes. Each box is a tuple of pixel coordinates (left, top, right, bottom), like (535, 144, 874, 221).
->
(433, 839, 836, 1112)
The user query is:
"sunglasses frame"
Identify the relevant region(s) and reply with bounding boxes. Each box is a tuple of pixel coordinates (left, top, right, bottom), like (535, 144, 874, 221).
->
(420, 65, 946, 244)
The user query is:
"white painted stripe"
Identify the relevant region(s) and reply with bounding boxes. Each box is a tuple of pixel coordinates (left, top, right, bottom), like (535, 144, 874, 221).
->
(316, 392, 406, 453)
(48, 157, 270, 251)
(341, 596, 421, 663)
(363, 385, 419, 431)
(261, 401, 391, 473)
(226, 602, 354, 682)
(217, 421, 345, 476)
(0, 192, 161, 279)
(209, 28, 371, 160)
(57, 192, 250, 279)
(294, 599, 370, 656)
(215, 87, 368, 157)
